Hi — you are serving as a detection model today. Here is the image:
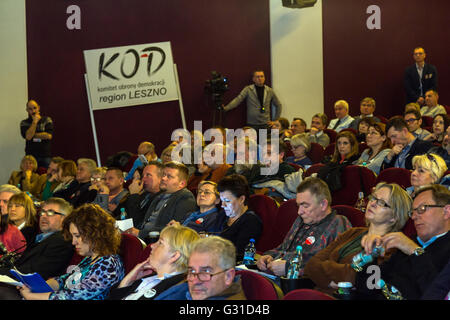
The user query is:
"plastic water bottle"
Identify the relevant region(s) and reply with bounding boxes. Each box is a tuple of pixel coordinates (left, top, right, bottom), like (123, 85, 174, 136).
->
(350, 246, 385, 272)
(286, 245, 303, 279)
(242, 238, 256, 266)
(120, 207, 127, 220)
(355, 191, 366, 212)
(377, 279, 404, 300)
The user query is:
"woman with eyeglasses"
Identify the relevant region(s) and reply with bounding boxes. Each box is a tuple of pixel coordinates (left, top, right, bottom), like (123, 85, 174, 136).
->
(406, 153, 448, 197)
(108, 224, 200, 300)
(7, 192, 39, 246)
(18, 203, 124, 300)
(354, 123, 392, 175)
(285, 133, 312, 167)
(169, 181, 226, 234)
(304, 182, 412, 294)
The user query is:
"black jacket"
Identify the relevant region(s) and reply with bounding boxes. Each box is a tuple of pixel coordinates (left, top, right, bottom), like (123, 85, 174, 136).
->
(404, 63, 438, 103)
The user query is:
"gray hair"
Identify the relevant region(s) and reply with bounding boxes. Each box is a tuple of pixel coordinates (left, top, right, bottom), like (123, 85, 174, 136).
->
(190, 236, 236, 270)
(0, 184, 21, 195)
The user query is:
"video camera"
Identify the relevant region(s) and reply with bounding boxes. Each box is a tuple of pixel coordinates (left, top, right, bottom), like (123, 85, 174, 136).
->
(205, 71, 229, 95)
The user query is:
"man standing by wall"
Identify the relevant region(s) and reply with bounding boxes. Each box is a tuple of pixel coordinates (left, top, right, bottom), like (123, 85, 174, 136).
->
(223, 70, 282, 131)
(20, 100, 54, 168)
(404, 47, 438, 105)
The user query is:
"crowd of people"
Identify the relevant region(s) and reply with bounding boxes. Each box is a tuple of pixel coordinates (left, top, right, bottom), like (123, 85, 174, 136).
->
(0, 46, 448, 301)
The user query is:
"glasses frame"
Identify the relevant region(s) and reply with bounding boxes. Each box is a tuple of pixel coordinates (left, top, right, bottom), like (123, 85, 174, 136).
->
(368, 194, 391, 209)
(408, 204, 445, 218)
(186, 268, 230, 282)
(39, 209, 65, 217)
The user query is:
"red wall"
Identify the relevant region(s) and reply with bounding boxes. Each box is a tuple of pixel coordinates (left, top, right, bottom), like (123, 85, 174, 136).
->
(26, 0, 271, 163)
(322, 0, 450, 120)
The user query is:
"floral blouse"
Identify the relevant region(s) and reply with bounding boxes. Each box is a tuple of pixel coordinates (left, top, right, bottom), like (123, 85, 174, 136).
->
(49, 254, 124, 300)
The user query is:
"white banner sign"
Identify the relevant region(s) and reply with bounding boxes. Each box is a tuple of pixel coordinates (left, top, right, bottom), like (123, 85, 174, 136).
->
(83, 42, 178, 110)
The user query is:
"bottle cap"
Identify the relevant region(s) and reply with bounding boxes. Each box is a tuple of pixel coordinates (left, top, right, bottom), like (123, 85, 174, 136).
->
(337, 282, 352, 288)
(296, 245, 302, 251)
(120, 208, 125, 212)
(250, 238, 255, 242)
(376, 279, 385, 288)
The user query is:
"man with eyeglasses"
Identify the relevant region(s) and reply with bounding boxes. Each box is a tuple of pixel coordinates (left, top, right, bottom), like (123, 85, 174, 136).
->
(156, 236, 246, 300)
(0, 197, 74, 299)
(404, 47, 438, 105)
(354, 184, 450, 300)
(404, 109, 432, 141)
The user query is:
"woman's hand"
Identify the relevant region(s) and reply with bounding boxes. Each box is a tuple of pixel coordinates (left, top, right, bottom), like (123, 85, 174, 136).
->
(361, 234, 384, 255)
(118, 259, 154, 288)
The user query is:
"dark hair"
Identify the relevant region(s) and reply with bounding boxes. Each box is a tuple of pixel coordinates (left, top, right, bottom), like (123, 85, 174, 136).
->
(386, 116, 408, 134)
(217, 174, 250, 205)
(62, 203, 121, 256)
(147, 161, 164, 177)
(296, 177, 332, 206)
(50, 156, 64, 165)
(404, 108, 422, 120)
(293, 118, 307, 128)
(276, 117, 290, 130)
(106, 167, 124, 179)
(59, 160, 77, 178)
(433, 113, 450, 131)
(367, 122, 391, 157)
(331, 131, 359, 162)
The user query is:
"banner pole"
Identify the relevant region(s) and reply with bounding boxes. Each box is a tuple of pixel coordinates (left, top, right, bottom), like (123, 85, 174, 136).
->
(84, 74, 102, 166)
(173, 64, 187, 130)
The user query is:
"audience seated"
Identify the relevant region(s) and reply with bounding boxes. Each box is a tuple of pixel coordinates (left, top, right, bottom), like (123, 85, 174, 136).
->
(270, 117, 290, 141)
(421, 90, 447, 118)
(0, 184, 21, 216)
(8, 155, 41, 197)
(0, 207, 26, 256)
(108, 224, 200, 300)
(217, 174, 262, 262)
(355, 117, 374, 143)
(328, 100, 354, 132)
(124, 141, 160, 182)
(382, 117, 433, 170)
(91, 167, 129, 219)
(256, 177, 351, 279)
(124, 162, 163, 228)
(283, 117, 307, 141)
(404, 108, 432, 140)
(306, 113, 330, 148)
(169, 181, 225, 234)
(17, 203, 124, 300)
(51, 160, 77, 199)
(128, 162, 196, 241)
(423, 113, 449, 145)
(160, 144, 175, 164)
(304, 182, 411, 294)
(429, 125, 450, 168)
(53, 158, 97, 208)
(349, 97, 381, 131)
(155, 236, 246, 300)
(354, 122, 391, 175)
(354, 184, 450, 300)
(35, 156, 64, 200)
(0, 197, 74, 299)
(406, 153, 447, 197)
(7, 192, 39, 245)
(285, 133, 312, 167)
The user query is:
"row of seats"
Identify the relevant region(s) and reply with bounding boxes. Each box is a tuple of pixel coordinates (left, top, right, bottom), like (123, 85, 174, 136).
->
(249, 193, 417, 254)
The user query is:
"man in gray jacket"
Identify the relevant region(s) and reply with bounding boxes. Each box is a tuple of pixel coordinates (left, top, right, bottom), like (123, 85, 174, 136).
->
(134, 161, 197, 240)
(223, 70, 282, 130)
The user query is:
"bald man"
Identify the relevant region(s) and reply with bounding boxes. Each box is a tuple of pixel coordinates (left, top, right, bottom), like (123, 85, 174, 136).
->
(20, 100, 54, 168)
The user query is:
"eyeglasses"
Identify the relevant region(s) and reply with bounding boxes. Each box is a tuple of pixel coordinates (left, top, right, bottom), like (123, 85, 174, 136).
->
(186, 268, 229, 282)
(91, 177, 105, 182)
(405, 118, 419, 123)
(39, 209, 65, 217)
(367, 194, 391, 208)
(409, 204, 445, 218)
(197, 190, 216, 196)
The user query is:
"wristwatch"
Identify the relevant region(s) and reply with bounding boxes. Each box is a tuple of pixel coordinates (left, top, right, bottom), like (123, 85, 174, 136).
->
(413, 247, 425, 256)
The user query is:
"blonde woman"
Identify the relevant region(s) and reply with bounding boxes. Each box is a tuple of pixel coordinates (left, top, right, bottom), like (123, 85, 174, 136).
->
(108, 224, 200, 300)
(407, 153, 448, 197)
(8, 155, 41, 196)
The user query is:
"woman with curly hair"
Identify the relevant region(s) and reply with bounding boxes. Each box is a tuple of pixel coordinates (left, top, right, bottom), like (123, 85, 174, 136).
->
(18, 203, 125, 300)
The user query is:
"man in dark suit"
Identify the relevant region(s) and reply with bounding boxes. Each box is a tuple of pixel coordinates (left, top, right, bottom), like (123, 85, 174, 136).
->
(382, 117, 433, 170)
(125, 162, 196, 240)
(0, 197, 73, 299)
(124, 161, 163, 227)
(404, 47, 438, 105)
